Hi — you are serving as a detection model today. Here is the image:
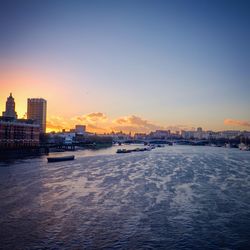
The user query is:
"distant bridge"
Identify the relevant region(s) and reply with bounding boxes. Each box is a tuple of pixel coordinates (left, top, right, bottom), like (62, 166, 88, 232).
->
(113, 139, 209, 145)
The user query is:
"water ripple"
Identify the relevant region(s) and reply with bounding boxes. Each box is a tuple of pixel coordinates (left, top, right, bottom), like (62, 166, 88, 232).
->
(0, 146, 250, 249)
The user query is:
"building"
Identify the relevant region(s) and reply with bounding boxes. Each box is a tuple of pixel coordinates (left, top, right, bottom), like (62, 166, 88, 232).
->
(75, 125, 86, 134)
(2, 93, 18, 119)
(0, 117, 40, 149)
(134, 133, 147, 140)
(27, 98, 47, 133)
(181, 130, 195, 139)
(148, 130, 171, 139)
(56, 132, 75, 144)
(197, 127, 203, 132)
(108, 131, 132, 141)
(218, 130, 241, 139)
(242, 131, 250, 139)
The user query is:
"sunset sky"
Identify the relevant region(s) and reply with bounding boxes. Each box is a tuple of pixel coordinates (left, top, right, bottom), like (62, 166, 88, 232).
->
(0, 0, 249, 133)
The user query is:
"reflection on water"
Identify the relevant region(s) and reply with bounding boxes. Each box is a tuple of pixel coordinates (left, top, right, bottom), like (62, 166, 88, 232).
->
(0, 146, 250, 249)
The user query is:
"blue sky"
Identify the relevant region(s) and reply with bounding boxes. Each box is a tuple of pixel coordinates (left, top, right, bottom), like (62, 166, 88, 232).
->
(0, 0, 249, 132)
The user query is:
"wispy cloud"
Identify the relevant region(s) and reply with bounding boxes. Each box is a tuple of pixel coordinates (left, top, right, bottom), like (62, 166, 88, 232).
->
(47, 116, 72, 131)
(74, 112, 107, 123)
(112, 115, 164, 133)
(165, 125, 195, 131)
(47, 113, 108, 132)
(224, 119, 250, 127)
(87, 124, 108, 133)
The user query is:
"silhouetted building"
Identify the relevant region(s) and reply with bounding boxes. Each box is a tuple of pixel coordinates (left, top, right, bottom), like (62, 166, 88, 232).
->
(2, 93, 17, 119)
(134, 133, 147, 140)
(75, 125, 86, 134)
(0, 117, 40, 149)
(27, 98, 47, 133)
(197, 127, 203, 132)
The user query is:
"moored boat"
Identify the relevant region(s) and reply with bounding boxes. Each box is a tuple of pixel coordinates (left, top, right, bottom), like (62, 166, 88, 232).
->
(116, 147, 151, 153)
(238, 143, 250, 151)
(47, 155, 75, 162)
(117, 149, 131, 153)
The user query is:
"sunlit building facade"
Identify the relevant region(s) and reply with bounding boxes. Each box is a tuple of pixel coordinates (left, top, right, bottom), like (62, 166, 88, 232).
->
(0, 117, 40, 149)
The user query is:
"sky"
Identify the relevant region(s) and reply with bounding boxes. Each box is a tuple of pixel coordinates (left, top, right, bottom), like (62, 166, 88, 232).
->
(0, 0, 249, 133)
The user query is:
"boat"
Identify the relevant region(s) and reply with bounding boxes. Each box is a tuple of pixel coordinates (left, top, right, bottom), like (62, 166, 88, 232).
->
(116, 147, 151, 153)
(117, 149, 131, 153)
(225, 143, 232, 148)
(238, 143, 250, 151)
(47, 155, 75, 162)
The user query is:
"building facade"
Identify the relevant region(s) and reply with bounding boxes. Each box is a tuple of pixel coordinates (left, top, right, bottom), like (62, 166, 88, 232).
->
(27, 98, 47, 133)
(148, 130, 171, 139)
(2, 93, 18, 119)
(75, 125, 86, 134)
(0, 117, 40, 149)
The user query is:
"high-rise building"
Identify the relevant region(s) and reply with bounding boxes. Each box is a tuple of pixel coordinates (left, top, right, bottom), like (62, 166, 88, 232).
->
(2, 93, 17, 119)
(27, 98, 47, 133)
(75, 125, 86, 134)
(197, 127, 203, 132)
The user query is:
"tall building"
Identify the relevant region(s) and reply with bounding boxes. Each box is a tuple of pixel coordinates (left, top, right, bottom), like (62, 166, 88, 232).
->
(2, 93, 18, 119)
(75, 125, 86, 134)
(27, 98, 47, 133)
(197, 127, 203, 132)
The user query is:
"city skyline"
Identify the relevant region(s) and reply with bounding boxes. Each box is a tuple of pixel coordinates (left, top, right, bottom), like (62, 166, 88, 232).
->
(0, 0, 249, 133)
(0, 92, 249, 134)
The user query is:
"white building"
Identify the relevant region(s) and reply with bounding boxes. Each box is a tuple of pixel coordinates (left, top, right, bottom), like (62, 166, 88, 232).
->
(57, 132, 75, 144)
(218, 130, 241, 139)
(149, 130, 170, 139)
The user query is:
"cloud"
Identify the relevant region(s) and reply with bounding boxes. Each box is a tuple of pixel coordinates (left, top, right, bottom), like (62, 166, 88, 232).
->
(46, 113, 108, 132)
(87, 124, 108, 133)
(115, 117, 127, 125)
(47, 116, 72, 132)
(74, 112, 107, 123)
(165, 125, 194, 131)
(112, 115, 164, 133)
(224, 119, 250, 127)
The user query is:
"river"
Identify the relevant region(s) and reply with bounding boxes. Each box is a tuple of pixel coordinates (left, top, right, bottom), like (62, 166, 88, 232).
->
(0, 145, 249, 249)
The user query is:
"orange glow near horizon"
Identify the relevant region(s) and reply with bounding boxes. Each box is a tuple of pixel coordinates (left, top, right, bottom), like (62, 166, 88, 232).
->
(1, 68, 249, 134)
(0, 68, 51, 116)
(0, 66, 81, 119)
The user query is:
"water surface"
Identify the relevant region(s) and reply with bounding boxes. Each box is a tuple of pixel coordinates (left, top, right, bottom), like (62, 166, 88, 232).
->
(0, 146, 249, 249)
